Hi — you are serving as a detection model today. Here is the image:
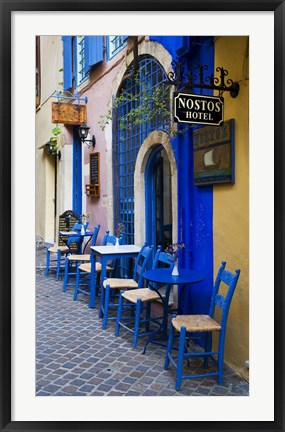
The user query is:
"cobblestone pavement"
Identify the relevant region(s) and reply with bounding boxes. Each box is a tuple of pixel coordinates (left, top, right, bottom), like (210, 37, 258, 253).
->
(36, 246, 249, 397)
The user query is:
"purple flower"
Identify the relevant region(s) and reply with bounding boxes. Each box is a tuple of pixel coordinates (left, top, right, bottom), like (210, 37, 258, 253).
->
(116, 223, 125, 238)
(165, 242, 185, 261)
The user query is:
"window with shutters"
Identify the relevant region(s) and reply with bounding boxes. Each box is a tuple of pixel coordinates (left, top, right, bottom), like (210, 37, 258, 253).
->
(75, 36, 87, 86)
(62, 36, 104, 91)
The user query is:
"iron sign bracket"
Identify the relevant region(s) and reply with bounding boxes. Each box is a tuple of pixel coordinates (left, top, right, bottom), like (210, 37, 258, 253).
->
(51, 90, 88, 105)
(165, 62, 240, 99)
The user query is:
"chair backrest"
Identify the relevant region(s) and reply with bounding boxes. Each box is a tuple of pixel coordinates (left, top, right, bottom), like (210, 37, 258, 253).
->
(152, 246, 175, 270)
(90, 224, 101, 247)
(101, 231, 123, 246)
(133, 243, 154, 287)
(209, 261, 240, 330)
(67, 221, 84, 251)
(147, 246, 174, 290)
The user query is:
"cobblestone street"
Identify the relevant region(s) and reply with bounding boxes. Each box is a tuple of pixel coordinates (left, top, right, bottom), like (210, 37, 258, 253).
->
(36, 245, 249, 397)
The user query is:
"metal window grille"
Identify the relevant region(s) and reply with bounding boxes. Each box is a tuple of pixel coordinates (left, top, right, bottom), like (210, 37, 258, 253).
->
(110, 36, 126, 57)
(113, 56, 170, 248)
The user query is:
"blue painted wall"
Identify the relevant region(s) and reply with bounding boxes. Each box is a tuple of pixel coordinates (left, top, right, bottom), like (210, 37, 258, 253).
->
(149, 36, 214, 315)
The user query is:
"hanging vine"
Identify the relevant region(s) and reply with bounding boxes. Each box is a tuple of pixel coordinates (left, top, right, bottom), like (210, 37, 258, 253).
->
(98, 65, 192, 138)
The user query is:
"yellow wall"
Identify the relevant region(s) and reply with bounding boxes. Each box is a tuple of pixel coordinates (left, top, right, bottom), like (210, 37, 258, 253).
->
(36, 36, 64, 244)
(213, 36, 249, 380)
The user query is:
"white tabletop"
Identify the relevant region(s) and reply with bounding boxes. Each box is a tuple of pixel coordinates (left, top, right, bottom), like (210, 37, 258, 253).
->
(60, 230, 92, 235)
(91, 245, 141, 255)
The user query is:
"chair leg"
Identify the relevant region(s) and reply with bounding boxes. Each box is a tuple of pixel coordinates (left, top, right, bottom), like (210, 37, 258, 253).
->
(132, 299, 142, 348)
(102, 285, 110, 329)
(145, 302, 151, 332)
(45, 249, 50, 276)
(176, 326, 186, 391)
(217, 332, 225, 385)
(56, 250, 62, 280)
(164, 319, 175, 370)
(99, 280, 105, 318)
(204, 332, 212, 368)
(73, 265, 80, 301)
(63, 257, 69, 292)
(115, 290, 124, 337)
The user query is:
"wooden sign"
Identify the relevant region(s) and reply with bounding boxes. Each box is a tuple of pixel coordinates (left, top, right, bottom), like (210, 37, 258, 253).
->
(193, 119, 235, 185)
(86, 152, 100, 197)
(52, 102, 87, 125)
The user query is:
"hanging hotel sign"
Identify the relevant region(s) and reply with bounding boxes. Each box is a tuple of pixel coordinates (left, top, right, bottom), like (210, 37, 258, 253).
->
(193, 119, 235, 186)
(173, 93, 224, 126)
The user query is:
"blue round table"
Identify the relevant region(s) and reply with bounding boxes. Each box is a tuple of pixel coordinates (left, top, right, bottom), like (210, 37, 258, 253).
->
(142, 268, 205, 353)
(143, 268, 205, 286)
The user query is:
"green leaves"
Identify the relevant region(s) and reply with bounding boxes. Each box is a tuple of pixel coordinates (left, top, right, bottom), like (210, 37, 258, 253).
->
(52, 126, 61, 136)
(98, 71, 171, 135)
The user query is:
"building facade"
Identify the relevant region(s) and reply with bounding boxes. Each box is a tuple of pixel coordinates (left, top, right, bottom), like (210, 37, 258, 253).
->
(36, 35, 249, 380)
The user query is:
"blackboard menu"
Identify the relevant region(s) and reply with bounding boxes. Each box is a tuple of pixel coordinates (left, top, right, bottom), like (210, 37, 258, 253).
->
(86, 152, 100, 197)
(90, 152, 100, 185)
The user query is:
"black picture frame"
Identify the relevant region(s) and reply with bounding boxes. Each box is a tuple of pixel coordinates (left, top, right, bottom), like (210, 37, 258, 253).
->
(1, 1, 284, 431)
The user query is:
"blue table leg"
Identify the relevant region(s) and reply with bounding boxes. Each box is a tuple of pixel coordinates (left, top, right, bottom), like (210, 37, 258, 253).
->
(89, 251, 96, 308)
(99, 257, 107, 318)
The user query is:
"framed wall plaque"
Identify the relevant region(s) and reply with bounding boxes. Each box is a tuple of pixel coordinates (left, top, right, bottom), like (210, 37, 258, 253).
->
(193, 119, 235, 185)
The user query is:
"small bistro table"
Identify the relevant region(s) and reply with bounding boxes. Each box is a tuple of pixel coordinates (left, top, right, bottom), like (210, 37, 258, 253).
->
(89, 244, 141, 310)
(59, 230, 94, 254)
(142, 267, 205, 352)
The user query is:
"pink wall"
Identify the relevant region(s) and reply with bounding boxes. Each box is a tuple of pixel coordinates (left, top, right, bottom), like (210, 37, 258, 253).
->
(80, 60, 123, 244)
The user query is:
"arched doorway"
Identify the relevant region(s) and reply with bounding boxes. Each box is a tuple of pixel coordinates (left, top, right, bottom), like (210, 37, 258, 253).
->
(145, 145, 172, 250)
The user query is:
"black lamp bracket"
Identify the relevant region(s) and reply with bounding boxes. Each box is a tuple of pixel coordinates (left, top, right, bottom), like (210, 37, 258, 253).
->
(166, 62, 240, 98)
(83, 136, 96, 148)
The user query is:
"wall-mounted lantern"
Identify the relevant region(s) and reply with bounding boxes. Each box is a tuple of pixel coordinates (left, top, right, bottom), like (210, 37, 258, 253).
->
(45, 141, 61, 160)
(38, 142, 61, 160)
(78, 123, 96, 148)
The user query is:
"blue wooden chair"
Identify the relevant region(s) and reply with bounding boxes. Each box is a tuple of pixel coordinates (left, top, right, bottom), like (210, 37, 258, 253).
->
(45, 221, 83, 280)
(73, 231, 121, 302)
(115, 246, 174, 348)
(62, 224, 101, 292)
(164, 261, 240, 390)
(101, 243, 154, 330)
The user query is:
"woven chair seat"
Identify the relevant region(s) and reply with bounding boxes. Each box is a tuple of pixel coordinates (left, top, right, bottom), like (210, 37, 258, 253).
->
(48, 245, 69, 254)
(122, 288, 160, 303)
(172, 315, 221, 333)
(103, 278, 138, 290)
(67, 254, 90, 262)
(79, 262, 113, 273)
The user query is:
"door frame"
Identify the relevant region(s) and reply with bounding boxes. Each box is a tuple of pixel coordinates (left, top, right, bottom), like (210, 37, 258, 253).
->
(145, 144, 167, 248)
(133, 130, 177, 247)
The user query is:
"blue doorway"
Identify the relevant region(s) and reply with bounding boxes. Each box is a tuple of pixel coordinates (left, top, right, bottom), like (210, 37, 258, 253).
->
(145, 145, 173, 250)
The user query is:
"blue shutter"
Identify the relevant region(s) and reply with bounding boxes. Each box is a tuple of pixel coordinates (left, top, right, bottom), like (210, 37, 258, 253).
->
(85, 36, 104, 74)
(62, 36, 72, 91)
